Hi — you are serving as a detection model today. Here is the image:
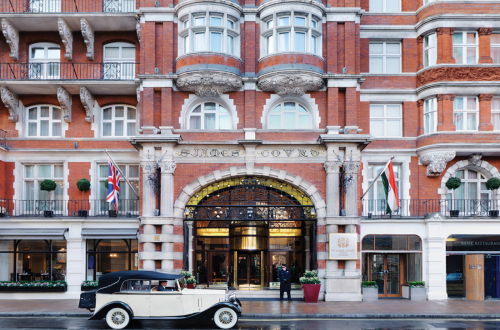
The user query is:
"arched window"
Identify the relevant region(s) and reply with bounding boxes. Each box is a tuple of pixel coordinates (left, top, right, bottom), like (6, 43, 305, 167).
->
(29, 43, 60, 79)
(27, 105, 62, 137)
(448, 169, 489, 201)
(101, 105, 137, 137)
(103, 42, 135, 80)
(268, 101, 312, 129)
(188, 102, 231, 130)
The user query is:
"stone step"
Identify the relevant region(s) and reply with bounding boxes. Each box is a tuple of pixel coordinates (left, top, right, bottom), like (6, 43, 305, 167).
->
(235, 289, 304, 298)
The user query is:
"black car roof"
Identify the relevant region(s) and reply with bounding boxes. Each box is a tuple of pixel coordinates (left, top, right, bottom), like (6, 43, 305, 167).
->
(97, 270, 184, 294)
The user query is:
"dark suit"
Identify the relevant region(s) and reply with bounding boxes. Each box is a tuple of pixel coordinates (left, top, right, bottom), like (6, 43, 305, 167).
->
(158, 285, 171, 291)
(279, 269, 291, 300)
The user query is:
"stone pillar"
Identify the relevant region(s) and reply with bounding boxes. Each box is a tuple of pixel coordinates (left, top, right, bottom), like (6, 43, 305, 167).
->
(425, 216, 447, 300)
(345, 162, 360, 217)
(160, 161, 176, 216)
(436, 94, 456, 132)
(305, 224, 311, 271)
(324, 162, 341, 217)
(143, 224, 156, 270)
(188, 222, 194, 273)
(436, 28, 455, 64)
(417, 36, 424, 71)
(140, 161, 156, 217)
(344, 224, 358, 276)
(417, 100, 424, 135)
(478, 28, 493, 64)
(479, 93, 494, 131)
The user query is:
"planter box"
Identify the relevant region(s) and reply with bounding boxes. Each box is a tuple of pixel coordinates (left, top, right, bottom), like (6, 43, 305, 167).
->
(362, 287, 379, 301)
(186, 283, 196, 289)
(78, 210, 88, 217)
(0, 286, 67, 292)
(81, 286, 96, 291)
(450, 210, 459, 217)
(44, 210, 54, 217)
(489, 210, 499, 217)
(410, 287, 426, 300)
(302, 283, 321, 303)
(108, 210, 117, 217)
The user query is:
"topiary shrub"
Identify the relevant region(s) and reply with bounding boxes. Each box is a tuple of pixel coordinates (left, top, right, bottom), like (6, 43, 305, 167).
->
(39, 179, 57, 192)
(486, 177, 500, 191)
(76, 178, 91, 200)
(445, 177, 461, 191)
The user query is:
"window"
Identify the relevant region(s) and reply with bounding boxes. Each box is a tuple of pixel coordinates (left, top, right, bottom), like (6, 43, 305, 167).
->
(369, 104, 402, 137)
(268, 102, 312, 129)
(447, 169, 490, 215)
(29, 43, 60, 80)
(24, 164, 64, 201)
(179, 13, 240, 57)
(369, 42, 401, 73)
(188, 102, 231, 129)
(29, 0, 61, 12)
(367, 164, 401, 214)
(86, 239, 138, 281)
(424, 98, 437, 134)
(369, 0, 400, 12)
(492, 98, 500, 130)
(102, 105, 136, 137)
(454, 97, 478, 131)
(103, 42, 135, 80)
(98, 164, 139, 212)
(27, 105, 62, 137)
(263, 12, 321, 56)
(453, 32, 478, 64)
(424, 33, 437, 68)
(103, 0, 135, 12)
(491, 34, 500, 64)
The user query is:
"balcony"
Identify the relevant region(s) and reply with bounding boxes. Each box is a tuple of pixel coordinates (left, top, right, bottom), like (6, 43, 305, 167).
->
(361, 199, 500, 219)
(0, 199, 139, 218)
(1, 0, 138, 13)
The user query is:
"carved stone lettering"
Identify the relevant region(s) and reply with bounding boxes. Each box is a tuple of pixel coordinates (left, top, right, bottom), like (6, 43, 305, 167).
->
(176, 72, 242, 97)
(271, 150, 280, 157)
(419, 151, 456, 177)
(310, 150, 319, 157)
(284, 149, 294, 157)
(262, 150, 269, 157)
(232, 150, 240, 157)
(80, 18, 94, 61)
(180, 150, 190, 157)
(257, 72, 324, 96)
(1, 19, 19, 60)
(58, 18, 73, 61)
(299, 150, 308, 157)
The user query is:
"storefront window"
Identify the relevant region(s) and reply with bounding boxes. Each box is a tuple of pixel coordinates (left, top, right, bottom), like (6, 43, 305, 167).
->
(86, 239, 138, 281)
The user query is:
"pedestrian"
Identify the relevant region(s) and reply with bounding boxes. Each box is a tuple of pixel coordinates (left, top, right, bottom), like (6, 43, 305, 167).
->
(279, 264, 291, 301)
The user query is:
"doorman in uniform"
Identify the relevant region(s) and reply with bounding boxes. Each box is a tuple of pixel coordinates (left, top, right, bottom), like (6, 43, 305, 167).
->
(279, 264, 291, 301)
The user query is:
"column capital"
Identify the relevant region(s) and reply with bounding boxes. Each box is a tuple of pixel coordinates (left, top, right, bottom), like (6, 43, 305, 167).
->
(437, 94, 455, 102)
(324, 161, 341, 174)
(140, 161, 157, 175)
(478, 27, 493, 36)
(344, 161, 360, 174)
(479, 93, 493, 102)
(160, 161, 176, 174)
(436, 27, 455, 35)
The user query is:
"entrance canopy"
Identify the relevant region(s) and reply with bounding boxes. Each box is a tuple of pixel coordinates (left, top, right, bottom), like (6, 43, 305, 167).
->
(0, 228, 67, 240)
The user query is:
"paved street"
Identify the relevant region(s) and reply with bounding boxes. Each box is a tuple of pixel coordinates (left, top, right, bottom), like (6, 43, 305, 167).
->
(0, 316, 499, 329)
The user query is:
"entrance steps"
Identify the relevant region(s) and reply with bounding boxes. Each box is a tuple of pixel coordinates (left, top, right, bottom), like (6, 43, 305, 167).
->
(235, 289, 304, 299)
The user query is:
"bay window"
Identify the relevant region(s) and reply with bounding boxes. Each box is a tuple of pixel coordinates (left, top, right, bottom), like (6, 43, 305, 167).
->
(453, 32, 478, 64)
(454, 97, 478, 131)
(424, 33, 437, 67)
(424, 98, 437, 134)
(492, 98, 500, 130)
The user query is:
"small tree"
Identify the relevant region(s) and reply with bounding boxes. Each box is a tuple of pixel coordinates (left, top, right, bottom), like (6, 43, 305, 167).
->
(39, 179, 57, 200)
(486, 177, 500, 210)
(76, 178, 91, 200)
(446, 177, 461, 209)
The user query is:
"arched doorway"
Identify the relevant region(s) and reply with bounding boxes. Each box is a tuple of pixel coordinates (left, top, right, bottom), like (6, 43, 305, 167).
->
(184, 176, 316, 289)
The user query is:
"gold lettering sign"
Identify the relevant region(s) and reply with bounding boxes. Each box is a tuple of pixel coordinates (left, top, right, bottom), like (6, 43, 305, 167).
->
(329, 233, 358, 260)
(197, 228, 229, 237)
(269, 228, 302, 237)
(153, 235, 160, 242)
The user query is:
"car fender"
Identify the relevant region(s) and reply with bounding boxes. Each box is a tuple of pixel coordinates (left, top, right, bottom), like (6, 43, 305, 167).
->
(191, 301, 242, 321)
(89, 301, 134, 320)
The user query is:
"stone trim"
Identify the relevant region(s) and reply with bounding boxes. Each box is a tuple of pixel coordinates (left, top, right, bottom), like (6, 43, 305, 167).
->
(179, 93, 239, 129)
(80, 18, 94, 61)
(0, 87, 20, 122)
(1, 19, 19, 61)
(79, 86, 94, 123)
(57, 18, 73, 61)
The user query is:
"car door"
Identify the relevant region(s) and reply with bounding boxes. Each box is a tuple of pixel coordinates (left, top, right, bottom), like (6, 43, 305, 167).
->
(150, 291, 184, 316)
(123, 280, 151, 317)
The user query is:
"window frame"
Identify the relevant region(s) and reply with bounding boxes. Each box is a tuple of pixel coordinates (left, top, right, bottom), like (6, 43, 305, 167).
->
(453, 96, 478, 131)
(367, 163, 401, 215)
(369, 42, 402, 73)
(28, 42, 60, 80)
(187, 102, 232, 130)
(452, 32, 478, 65)
(26, 105, 63, 138)
(491, 97, 500, 131)
(98, 164, 140, 202)
(103, 42, 136, 80)
(491, 33, 500, 64)
(24, 164, 64, 201)
(369, 104, 402, 137)
(267, 101, 313, 130)
(423, 98, 437, 134)
(101, 104, 137, 138)
(447, 169, 490, 201)
(423, 33, 437, 68)
(369, 0, 401, 13)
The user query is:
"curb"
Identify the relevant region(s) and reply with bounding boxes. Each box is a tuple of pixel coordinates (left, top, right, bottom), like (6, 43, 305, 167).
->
(1, 312, 500, 319)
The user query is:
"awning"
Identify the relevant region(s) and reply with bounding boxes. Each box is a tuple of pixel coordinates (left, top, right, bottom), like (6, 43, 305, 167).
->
(0, 228, 67, 240)
(81, 228, 138, 240)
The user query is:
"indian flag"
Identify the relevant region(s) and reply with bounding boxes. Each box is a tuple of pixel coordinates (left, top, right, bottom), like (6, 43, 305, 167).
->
(381, 160, 399, 214)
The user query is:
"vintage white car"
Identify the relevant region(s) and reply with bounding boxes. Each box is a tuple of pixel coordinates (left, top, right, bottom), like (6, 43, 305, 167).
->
(78, 270, 241, 329)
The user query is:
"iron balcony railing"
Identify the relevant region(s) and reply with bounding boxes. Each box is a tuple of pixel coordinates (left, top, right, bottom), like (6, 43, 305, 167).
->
(184, 205, 317, 221)
(0, 199, 139, 217)
(2, 0, 139, 13)
(362, 199, 500, 219)
(0, 62, 139, 80)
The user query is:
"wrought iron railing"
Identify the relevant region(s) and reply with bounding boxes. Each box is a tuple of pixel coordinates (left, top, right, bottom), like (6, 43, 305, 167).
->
(1, 0, 139, 13)
(361, 199, 500, 219)
(0, 199, 139, 217)
(184, 205, 317, 221)
(0, 62, 139, 80)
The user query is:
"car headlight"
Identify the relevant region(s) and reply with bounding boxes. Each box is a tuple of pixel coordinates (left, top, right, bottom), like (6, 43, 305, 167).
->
(227, 291, 236, 302)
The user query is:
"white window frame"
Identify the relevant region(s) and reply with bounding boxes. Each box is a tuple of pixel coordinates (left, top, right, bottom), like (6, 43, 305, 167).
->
(29, 0, 61, 12)
(369, 42, 401, 73)
(423, 33, 437, 68)
(103, 42, 136, 80)
(101, 105, 137, 137)
(369, 0, 401, 12)
(29, 42, 60, 80)
(453, 96, 478, 131)
(369, 104, 402, 137)
(423, 98, 437, 134)
(453, 32, 478, 64)
(26, 105, 63, 138)
(98, 164, 139, 214)
(187, 102, 232, 130)
(367, 163, 401, 215)
(492, 97, 500, 130)
(447, 169, 491, 216)
(103, 0, 135, 12)
(24, 164, 64, 201)
(491, 33, 500, 64)
(267, 101, 313, 130)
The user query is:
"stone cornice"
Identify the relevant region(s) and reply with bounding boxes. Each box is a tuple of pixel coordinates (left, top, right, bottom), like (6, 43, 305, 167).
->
(1, 19, 18, 61)
(80, 18, 94, 61)
(257, 72, 324, 97)
(58, 18, 73, 61)
(175, 71, 243, 97)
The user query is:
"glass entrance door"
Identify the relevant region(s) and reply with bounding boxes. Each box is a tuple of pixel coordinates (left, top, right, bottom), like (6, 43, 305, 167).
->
(370, 254, 401, 297)
(208, 252, 229, 286)
(236, 252, 261, 287)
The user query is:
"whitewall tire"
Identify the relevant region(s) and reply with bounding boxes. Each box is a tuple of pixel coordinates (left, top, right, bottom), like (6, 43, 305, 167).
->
(214, 307, 238, 329)
(106, 307, 130, 329)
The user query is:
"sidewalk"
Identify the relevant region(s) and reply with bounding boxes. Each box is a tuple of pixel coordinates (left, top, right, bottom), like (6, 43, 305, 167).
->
(0, 299, 499, 319)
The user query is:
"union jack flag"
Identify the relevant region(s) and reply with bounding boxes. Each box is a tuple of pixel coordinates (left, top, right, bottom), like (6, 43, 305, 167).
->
(106, 158, 120, 211)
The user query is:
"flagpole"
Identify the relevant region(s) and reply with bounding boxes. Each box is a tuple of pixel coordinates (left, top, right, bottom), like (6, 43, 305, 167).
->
(104, 149, 140, 198)
(359, 156, 394, 200)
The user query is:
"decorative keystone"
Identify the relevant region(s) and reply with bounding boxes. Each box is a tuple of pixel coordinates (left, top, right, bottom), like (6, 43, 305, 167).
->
(79, 86, 94, 123)
(1, 19, 19, 61)
(0, 87, 20, 122)
(57, 86, 72, 123)
(258, 72, 324, 97)
(419, 151, 456, 177)
(176, 72, 242, 97)
(468, 153, 482, 166)
(58, 18, 73, 61)
(80, 18, 94, 61)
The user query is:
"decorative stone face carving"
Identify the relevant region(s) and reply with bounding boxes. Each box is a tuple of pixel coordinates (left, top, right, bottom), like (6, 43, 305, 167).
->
(479, 94, 493, 102)
(80, 18, 94, 61)
(160, 161, 177, 174)
(1, 19, 19, 61)
(57, 86, 72, 123)
(324, 161, 341, 174)
(58, 18, 73, 61)
(478, 27, 493, 36)
(417, 67, 500, 87)
(79, 86, 94, 123)
(468, 153, 483, 166)
(258, 73, 324, 97)
(419, 151, 456, 177)
(0, 87, 19, 122)
(176, 72, 242, 97)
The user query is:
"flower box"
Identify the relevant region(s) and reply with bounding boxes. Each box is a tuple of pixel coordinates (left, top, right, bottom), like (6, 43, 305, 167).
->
(410, 287, 426, 300)
(186, 283, 196, 289)
(362, 287, 379, 301)
(0, 286, 66, 292)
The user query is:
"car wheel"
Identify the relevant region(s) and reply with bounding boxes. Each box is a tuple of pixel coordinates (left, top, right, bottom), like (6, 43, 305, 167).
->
(214, 307, 238, 329)
(106, 307, 130, 329)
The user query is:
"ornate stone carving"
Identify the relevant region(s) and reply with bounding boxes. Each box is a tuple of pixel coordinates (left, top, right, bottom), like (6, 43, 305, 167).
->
(160, 161, 176, 174)
(417, 35, 423, 44)
(57, 86, 72, 123)
(136, 17, 140, 42)
(468, 153, 483, 166)
(419, 151, 456, 177)
(417, 67, 500, 87)
(79, 86, 94, 123)
(478, 27, 493, 36)
(416, 99, 423, 107)
(479, 93, 493, 102)
(58, 18, 73, 61)
(80, 18, 94, 61)
(436, 27, 455, 35)
(0, 87, 19, 122)
(1, 19, 19, 60)
(324, 161, 341, 174)
(257, 73, 324, 97)
(176, 72, 242, 97)
(437, 94, 455, 102)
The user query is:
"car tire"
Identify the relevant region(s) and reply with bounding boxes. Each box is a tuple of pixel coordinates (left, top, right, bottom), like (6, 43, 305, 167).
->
(213, 307, 238, 329)
(106, 307, 130, 329)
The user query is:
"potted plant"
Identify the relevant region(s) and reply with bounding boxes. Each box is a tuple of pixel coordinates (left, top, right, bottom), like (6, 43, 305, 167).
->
(486, 177, 500, 217)
(361, 281, 379, 301)
(446, 177, 462, 217)
(185, 276, 197, 289)
(408, 281, 426, 300)
(299, 270, 321, 303)
(76, 178, 90, 217)
(179, 270, 191, 282)
(81, 280, 98, 291)
(40, 179, 57, 217)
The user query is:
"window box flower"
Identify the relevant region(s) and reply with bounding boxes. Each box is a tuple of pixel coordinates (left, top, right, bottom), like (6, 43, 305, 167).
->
(361, 281, 379, 301)
(0, 281, 67, 292)
(408, 281, 426, 300)
(81, 281, 98, 291)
